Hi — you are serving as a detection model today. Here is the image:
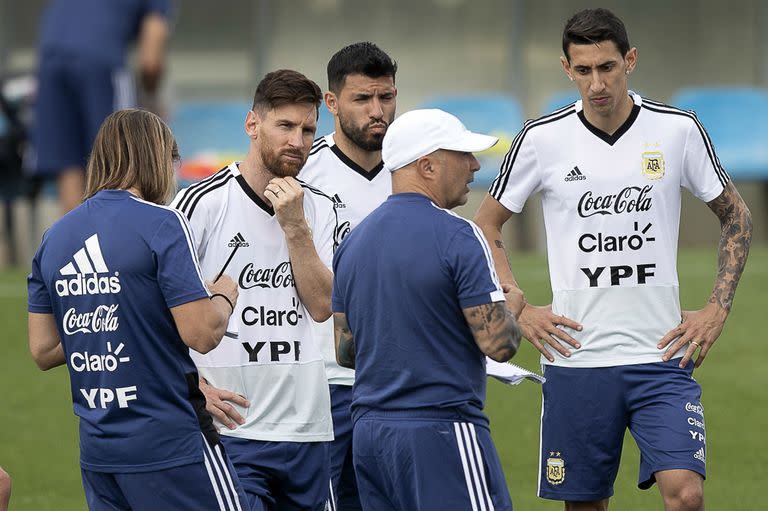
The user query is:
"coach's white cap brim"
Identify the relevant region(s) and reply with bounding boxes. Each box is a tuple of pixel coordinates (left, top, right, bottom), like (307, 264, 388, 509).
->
(382, 109, 498, 172)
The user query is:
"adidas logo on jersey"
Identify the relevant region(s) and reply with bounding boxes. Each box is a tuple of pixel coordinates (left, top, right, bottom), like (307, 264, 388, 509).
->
(331, 194, 346, 209)
(564, 166, 587, 182)
(228, 232, 249, 248)
(55, 234, 121, 297)
(693, 447, 706, 463)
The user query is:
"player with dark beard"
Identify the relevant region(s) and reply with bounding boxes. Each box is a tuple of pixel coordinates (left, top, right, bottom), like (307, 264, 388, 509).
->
(299, 42, 397, 511)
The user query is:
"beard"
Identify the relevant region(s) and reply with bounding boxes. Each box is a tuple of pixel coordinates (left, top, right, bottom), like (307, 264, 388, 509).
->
(260, 143, 308, 178)
(338, 111, 391, 152)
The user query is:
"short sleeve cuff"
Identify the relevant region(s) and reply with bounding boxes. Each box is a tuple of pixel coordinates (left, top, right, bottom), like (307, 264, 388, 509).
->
(331, 299, 345, 313)
(459, 290, 506, 309)
(28, 303, 53, 314)
(165, 289, 210, 309)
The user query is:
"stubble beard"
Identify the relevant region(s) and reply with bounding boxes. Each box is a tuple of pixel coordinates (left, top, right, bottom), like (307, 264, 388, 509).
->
(260, 143, 307, 178)
(338, 112, 388, 152)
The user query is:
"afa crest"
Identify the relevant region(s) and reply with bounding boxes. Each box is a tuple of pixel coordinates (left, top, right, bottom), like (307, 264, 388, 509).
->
(642, 151, 665, 180)
(546, 453, 565, 485)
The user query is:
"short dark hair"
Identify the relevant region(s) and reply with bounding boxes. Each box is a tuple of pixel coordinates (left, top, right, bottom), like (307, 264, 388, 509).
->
(327, 42, 397, 93)
(562, 8, 630, 61)
(252, 69, 322, 113)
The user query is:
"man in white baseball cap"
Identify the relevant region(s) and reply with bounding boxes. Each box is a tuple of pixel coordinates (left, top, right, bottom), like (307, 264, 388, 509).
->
(383, 108, 498, 209)
(330, 108, 522, 510)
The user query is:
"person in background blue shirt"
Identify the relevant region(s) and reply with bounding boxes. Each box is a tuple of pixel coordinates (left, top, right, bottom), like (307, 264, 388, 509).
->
(32, 0, 172, 215)
(27, 109, 247, 510)
(331, 109, 523, 511)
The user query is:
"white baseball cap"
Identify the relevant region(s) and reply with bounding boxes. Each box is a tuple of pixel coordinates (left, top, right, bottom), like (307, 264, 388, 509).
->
(382, 109, 498, 172)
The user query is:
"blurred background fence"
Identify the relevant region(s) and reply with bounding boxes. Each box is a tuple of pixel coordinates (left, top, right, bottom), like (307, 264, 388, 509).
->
(1, 0, 767, 265)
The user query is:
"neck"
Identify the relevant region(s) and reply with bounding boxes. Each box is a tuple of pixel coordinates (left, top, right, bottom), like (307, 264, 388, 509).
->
(391, 173, 442, 207)
(239, 151, 275, 202)
(333, 131, 382, 172)
(583, 92, 634, 135)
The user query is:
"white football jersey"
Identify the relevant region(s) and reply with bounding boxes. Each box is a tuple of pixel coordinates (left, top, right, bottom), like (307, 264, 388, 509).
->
(490, 92, 728, 368)
(299, 134, 392, 385)
(171, 162, 337, 441)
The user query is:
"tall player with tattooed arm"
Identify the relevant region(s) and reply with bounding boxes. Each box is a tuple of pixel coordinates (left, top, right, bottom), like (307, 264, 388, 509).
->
(473, 8, 751, 511)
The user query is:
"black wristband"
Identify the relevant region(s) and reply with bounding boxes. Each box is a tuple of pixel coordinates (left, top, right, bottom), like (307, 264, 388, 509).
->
(210, 293, 234, 314)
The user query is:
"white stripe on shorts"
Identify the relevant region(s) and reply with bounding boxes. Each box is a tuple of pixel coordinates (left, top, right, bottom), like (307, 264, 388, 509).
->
(201, 433, 242, 511)
(327, 478, 337, 511)
(214, 443, 244, 511)
(454, 422, 495, 511)
(202, 446, 227, 511)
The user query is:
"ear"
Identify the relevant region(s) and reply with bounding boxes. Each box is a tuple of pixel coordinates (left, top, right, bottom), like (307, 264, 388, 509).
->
(325, 91, 338, 116)
(245, 109, 260, 139)
(414, 155, 437, 180)
(560, 56, 574, 81)
(624, 47, 638, 74)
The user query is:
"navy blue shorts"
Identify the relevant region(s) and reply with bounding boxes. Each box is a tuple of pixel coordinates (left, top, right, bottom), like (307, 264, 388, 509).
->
(328, 384, 361, 511)
(538, 359, 707, 502)
(33, 51, 135, 175)
(81, 435, 247, 510)
(221, 436, 330, 511)
(353, 413, 513, 511)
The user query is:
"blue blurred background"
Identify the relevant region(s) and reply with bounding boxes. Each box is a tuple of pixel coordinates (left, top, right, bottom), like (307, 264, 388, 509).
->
(0, 0, 766, 261)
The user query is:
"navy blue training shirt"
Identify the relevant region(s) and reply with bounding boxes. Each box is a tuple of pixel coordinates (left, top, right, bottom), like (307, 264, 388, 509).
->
(28, 190, 215, 473)
(39, 0, 172, 67)
(331, 193, 505, 426)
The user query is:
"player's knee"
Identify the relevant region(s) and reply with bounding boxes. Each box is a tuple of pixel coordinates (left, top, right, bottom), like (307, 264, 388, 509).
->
(664, 484, 703, 511)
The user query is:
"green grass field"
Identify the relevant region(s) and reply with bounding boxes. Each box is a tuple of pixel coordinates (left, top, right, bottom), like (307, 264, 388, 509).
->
(1, 247, 766, 510)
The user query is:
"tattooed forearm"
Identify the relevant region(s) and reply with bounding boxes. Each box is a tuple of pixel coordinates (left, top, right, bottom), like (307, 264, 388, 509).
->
(333, 313, 356, 369)
(463, 302, 522, 362)
(706, 182, 752, 311)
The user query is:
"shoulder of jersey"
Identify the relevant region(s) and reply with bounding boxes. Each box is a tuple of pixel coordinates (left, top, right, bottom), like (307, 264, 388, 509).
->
(306, 135, 332, 161)
(522, 100, 580, 133)
(173, 165, 235, 219)
(640, 96, 703, 126)
(300, 135, 333, 180)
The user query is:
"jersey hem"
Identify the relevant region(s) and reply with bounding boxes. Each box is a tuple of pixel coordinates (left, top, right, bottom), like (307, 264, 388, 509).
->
(327, 377, 354, 386)
(80, 453, 202, 474)
(541, 354, 683, 368)
(219, 430, 334, 442)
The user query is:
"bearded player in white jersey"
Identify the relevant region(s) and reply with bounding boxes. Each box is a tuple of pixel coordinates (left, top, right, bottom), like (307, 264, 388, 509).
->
(299, 42, 397, 511)
(474, 8, 752, 511)
(172, 70, 337, 511)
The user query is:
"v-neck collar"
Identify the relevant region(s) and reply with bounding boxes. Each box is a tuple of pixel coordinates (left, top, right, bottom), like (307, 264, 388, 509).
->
(577, 93, 641, 146)
(330, 143, 384, 182)
(235, 173, 274, 216)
